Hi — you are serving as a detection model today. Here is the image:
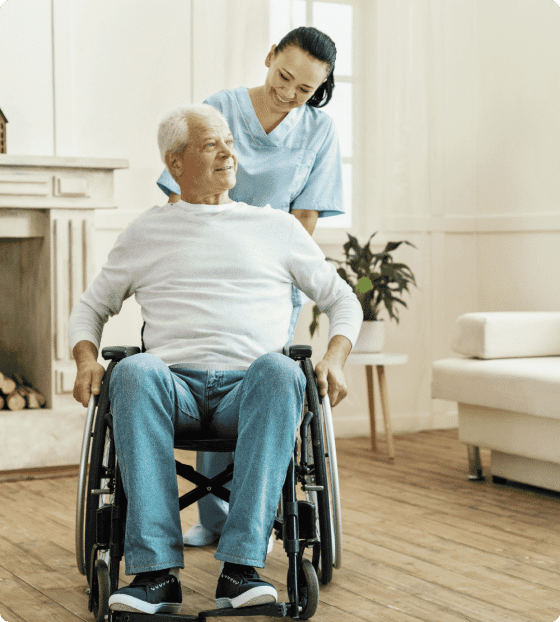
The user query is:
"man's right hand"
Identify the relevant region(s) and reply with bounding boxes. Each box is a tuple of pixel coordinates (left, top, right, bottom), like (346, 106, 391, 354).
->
(72, 340, 105, 407)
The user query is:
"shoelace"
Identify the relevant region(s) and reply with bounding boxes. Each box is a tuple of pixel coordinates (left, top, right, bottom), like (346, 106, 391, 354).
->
(223, 568, 261, 584)
(130, 572, 174, 587)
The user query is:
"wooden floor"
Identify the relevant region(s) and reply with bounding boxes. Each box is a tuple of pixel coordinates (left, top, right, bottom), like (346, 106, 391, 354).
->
(1, 430, 560, 622)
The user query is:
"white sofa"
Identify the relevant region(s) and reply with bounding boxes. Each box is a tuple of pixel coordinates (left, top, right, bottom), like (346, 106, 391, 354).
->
(432, 312, 560, 491)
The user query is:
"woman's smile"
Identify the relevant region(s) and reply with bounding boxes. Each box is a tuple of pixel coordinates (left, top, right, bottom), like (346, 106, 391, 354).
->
(272, 88, 295, 105)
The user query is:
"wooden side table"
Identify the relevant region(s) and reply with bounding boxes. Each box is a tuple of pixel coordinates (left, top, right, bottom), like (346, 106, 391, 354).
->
(347, 353, 408, 459)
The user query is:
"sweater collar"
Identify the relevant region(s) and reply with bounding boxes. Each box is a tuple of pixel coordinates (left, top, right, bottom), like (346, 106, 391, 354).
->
(173, 199, 236, 213)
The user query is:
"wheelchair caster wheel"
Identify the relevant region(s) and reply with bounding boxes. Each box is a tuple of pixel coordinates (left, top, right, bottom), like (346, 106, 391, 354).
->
(91, 559, 110, 622)
(296, 558, 319, 620)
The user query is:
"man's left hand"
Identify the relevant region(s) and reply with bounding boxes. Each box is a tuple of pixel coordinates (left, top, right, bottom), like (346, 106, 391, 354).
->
(315, 359, 348, 407)
(314, 335, 353, 407)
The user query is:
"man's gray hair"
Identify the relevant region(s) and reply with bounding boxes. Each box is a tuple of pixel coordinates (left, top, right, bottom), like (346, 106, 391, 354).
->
(157, 104, 228, 164)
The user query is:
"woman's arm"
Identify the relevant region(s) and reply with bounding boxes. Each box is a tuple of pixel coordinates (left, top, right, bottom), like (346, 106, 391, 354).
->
(290, 209, 319, 236)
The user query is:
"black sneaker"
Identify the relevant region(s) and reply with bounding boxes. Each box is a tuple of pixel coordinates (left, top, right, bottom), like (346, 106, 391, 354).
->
(108, 571, 182, 614)
(215, 564, 277, 609)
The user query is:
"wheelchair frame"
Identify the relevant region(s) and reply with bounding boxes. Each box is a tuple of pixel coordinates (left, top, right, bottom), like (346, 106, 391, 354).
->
(75, 345, 342, 621)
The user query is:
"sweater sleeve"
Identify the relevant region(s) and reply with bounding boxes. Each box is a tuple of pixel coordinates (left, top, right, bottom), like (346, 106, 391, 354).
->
(284, 218, 363, 346)
(68, 226, 138, 351)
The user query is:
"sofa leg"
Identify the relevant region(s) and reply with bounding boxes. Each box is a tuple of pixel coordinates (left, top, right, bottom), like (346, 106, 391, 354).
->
(467, 445, 484, 481)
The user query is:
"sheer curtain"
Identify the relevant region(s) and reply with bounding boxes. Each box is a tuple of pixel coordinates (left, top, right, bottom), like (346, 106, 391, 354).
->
(370, 0, 478, 228)
(191, 0, 271, 103)
(371, 0, 435, 224)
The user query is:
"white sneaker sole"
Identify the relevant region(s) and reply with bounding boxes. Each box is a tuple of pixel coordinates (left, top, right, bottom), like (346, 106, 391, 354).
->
(216, 586, 277, 609)
(109, 594, 182, 614)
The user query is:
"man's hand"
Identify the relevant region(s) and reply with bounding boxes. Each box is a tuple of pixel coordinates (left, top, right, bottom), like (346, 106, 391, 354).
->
(72, 340, 105, 407)
(315, 335, 352, 408)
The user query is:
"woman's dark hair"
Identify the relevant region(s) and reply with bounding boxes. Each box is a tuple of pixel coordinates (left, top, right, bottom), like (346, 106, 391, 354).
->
(275, 26, 336, 108)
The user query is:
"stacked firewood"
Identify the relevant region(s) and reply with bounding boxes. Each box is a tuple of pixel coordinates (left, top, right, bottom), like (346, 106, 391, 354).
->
(0, 372, 46, 411)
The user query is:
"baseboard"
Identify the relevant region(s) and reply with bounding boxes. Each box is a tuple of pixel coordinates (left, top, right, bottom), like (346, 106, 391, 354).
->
(0, 464, 79, 483)
(333, 411, 458, 438)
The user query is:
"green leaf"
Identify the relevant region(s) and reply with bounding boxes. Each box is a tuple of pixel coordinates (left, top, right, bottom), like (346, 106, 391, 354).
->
(356, 276, 373, 293)
(309, 304, 323, 337)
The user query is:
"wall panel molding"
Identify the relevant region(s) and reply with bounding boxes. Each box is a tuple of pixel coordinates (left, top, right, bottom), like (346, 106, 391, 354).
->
(383, 213, 560, 234)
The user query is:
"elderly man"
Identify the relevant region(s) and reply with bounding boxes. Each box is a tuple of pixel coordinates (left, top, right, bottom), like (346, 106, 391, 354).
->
(69, 104, 362, 615)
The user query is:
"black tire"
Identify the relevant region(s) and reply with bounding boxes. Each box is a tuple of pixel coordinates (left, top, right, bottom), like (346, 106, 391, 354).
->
(303, 359, 333, 585)
(84, 364, 115, 587)
(92, 559, 110, 622)
(299, 558, 319, 620)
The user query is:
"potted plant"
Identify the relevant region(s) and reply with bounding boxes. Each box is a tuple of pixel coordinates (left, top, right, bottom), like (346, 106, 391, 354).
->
(309, 233, 417, 352)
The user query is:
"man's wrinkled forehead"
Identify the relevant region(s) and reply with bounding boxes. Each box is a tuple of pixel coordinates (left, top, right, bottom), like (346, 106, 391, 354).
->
(188, 114, 232, 140)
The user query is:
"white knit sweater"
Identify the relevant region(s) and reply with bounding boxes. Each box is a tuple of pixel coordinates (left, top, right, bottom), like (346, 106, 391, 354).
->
(69, 201, 363, 370)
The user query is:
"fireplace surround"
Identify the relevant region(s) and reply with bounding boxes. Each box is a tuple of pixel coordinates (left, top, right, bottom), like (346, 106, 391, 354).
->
(0, 154, 128, 472)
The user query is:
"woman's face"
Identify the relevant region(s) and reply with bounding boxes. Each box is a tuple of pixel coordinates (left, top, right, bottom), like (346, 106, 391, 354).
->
(263, 45, 330, 114)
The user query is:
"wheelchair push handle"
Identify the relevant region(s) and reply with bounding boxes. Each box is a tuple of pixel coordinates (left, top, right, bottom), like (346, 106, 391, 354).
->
(285, 345, 312, 360)
(102, 346, 141, 361)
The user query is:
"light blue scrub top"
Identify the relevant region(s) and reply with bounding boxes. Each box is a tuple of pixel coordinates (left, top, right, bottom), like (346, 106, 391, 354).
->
(157, 87, 344, 218)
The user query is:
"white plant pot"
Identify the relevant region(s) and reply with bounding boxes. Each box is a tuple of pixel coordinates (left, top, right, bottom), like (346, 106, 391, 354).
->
(353, 320, 385, 353)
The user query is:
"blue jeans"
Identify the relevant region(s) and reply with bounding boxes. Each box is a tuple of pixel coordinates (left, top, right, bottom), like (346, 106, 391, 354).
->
(196, 286, 304, 534)
(109, 352, 305, 574)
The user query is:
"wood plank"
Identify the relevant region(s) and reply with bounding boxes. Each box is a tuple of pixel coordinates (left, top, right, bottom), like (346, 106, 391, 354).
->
(0, 565, 84, 622)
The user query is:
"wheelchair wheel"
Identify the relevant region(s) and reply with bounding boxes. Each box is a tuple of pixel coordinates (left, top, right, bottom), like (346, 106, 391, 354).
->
(320, 394, 343, 570)
(298, 558, 319, 620)
(76, 393, 99, 576)
(83, 363, 120, 589)
(303, 359, 333, 585)
(91, 558, 110, 622)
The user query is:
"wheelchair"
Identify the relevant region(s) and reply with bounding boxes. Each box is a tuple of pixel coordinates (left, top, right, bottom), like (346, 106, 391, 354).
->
(75, 345, 342, 621)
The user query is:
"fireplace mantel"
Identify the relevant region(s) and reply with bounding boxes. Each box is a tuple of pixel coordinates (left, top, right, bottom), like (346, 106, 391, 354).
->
(0, 154, 128, 473)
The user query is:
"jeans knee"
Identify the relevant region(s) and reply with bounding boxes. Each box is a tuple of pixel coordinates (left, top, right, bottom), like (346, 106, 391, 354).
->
(250, 352, 306, 393)
(109, 353, 167, 401)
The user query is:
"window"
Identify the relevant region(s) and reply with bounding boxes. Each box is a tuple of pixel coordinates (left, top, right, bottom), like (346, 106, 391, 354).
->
(269, 0, 357, 230)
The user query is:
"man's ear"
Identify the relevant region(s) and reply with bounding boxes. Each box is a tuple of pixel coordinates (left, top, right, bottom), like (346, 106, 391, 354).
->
(265, 44, 276, 68)
(165, 152, 182, 178)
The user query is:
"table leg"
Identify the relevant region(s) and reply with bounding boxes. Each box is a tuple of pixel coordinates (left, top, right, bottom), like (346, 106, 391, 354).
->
(365, 365, 376, 451)
(376, 365, 395, 460)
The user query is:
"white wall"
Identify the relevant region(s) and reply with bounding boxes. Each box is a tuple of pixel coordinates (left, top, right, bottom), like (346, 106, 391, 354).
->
(0, 0, 54, 155)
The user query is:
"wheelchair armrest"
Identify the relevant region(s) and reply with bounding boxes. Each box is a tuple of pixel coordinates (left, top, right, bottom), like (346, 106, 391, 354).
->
(286, 345, 312, 360)
(102, 346, 141, 361)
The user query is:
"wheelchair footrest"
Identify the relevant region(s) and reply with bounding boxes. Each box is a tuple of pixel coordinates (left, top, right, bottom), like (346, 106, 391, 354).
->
(111, 603, 289, 622)
(112, 612, 203, 622)
(199, 603, 289, 618)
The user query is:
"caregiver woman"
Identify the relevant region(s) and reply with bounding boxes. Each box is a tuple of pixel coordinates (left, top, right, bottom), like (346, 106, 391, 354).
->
(157, 26, 343, 547)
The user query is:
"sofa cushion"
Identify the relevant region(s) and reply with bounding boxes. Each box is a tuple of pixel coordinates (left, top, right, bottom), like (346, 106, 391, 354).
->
(451, 312, 560, 359)
(432, 356, 560, 419)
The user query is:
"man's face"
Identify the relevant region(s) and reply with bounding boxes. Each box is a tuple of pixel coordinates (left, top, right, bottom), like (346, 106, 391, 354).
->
(176, 115, 238, 199)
